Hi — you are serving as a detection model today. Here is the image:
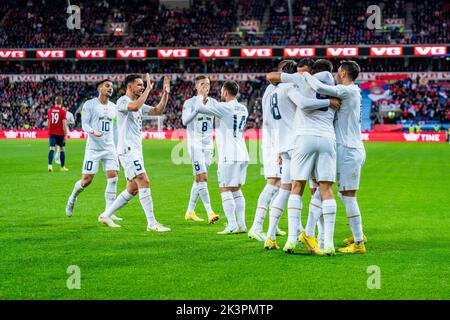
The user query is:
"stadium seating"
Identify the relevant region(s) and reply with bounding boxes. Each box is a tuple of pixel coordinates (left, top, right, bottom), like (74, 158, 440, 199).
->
(0, 0, 449, 47)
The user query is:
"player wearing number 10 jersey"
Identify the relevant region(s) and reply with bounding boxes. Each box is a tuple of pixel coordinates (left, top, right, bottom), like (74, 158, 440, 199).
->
(193, 81, 249, 235)
(65, 79, 121, 220)
(181, 75, 219, 224)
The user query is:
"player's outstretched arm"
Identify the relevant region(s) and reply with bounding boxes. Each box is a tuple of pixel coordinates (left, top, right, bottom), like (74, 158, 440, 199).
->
(181, 100, 198, 126)
(196, 96, 225, 119)
(287, 89, 331, 110)
(149, 76, 170, 115)
(127, 73, 153, 112)
(303, 72, 343, 98)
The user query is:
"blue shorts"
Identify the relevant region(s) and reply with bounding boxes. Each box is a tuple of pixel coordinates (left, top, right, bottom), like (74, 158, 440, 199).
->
(49, 134, 65, 147)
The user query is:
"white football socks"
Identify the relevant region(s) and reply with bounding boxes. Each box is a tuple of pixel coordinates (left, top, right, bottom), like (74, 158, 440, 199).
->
(105, 177, 118, 209)
(342, 195, 364, 243)
(322, 199, 337, 248)
(287, 194, 302, 242)
(233, 190, 246, 229)
(103, 189, 134, 218)
(197, 181, 214, 216)
(305, 189, 322, 237)
(186, 181, 199, 214)
(267, 188, 290, 240)
(251, 184, 279, 233)
(139, 188, 156, 226)
(221, 191, 237, 229)
(69, 180, 84, 202)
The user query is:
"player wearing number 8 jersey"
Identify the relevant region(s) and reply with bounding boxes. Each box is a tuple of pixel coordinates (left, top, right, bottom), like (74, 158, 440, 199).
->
(192, 81, 249, 235)
(181, 75, 219, 224)
(99, 74, 171, 232)
(65, 79, 121, 220)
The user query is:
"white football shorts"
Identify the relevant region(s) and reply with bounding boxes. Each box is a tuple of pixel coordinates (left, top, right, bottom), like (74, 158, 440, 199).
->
(217, 161, 248, 188)
(82, 148, 119, 174)
(291, 135, 336, 183)
(337, 143, 366, 191)
(118, 150, 146, 180)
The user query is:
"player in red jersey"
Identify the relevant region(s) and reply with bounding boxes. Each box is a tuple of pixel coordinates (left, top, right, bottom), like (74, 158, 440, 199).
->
(47, 96, 68, 172)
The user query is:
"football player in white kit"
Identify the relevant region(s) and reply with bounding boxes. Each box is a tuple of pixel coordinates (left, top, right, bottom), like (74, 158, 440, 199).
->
(267, 59, 341, 255)
(264, 59, 332, 250)
(302, 60, 367, 254)
(66, 79, 121, 219)
(192, 81, 250, 235)
(182, 75, 219, 224)
(99, 74, 171, 232)
(248, 60, 299, 242)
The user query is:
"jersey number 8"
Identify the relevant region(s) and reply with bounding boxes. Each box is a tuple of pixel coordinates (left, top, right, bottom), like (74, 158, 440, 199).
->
(270, 93, 282, 120)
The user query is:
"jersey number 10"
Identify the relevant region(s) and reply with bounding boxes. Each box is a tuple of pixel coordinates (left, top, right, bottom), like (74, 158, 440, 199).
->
(101, 121, 110, 132)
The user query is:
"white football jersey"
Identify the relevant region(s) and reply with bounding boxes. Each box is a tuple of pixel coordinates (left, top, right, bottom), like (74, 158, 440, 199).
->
(281, 71, 336, 140)
(195, 97, 249, 163)
(182, 96, 215, 154)
(261, 84, 278, 153)
(116, 95, 153, 154)
(268, 83, 297, 153)
(302, 73, 364, 149)
(81, 98, 117, 151)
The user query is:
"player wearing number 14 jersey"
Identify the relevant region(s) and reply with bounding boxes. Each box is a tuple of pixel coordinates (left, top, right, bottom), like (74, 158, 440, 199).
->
(181, 75, 219, 224)
(65, 79, 121, 220)
(192, 81, 249, 235)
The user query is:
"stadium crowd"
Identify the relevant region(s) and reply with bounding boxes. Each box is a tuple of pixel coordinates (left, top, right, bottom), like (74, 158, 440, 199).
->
(370, 78, 450, 125)
(0, 0, 448, 48)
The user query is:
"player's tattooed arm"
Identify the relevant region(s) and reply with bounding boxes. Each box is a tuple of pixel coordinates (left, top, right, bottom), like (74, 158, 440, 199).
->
(149, 76, 170, 115)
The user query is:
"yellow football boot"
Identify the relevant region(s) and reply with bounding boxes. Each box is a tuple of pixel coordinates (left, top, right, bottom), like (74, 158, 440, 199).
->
(343, 234, 367, 245)
(264, 237, 279, 250)
(299, 232, 324, 256)
(208, 213, 220, 224)
(338, 242, 367, 254)
(185, 211, 204, 222)
(60, 167, 69, 172)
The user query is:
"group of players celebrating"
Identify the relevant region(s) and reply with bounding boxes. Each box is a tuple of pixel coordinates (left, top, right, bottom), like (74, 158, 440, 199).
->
(59, 57, 367, 256)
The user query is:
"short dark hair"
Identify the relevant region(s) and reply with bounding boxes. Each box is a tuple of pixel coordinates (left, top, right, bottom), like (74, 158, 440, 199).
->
(277, 60, 297, 73)
(195, 75, 208, 82)
(313, 59, 333, 73)
(297, 58, 315, 69)
(96, 78, 113, 88)
(340, 60, 360, 81)
(55, 96, 62, 105)
(124, 74, 142, 86)
(222, 80, 239, 97)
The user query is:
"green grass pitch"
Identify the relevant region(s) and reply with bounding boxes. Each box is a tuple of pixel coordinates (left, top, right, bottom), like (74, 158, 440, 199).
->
(0, 139, 449, 300)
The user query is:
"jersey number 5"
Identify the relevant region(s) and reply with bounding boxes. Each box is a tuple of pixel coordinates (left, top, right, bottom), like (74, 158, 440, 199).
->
(270, 93, 282, 120)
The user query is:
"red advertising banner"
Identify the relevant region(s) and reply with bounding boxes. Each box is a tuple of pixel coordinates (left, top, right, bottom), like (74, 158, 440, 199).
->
(1, 130, 447, 143)
(361, 132, 447, 142)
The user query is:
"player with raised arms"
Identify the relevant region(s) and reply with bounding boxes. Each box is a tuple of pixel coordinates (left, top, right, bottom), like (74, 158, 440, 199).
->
(65, 79, 121, 220)
(98, 74, 171, 232)
(190, 80, 249, 235)
(181, 75, 219, 224)
(302, 60, 367, 254)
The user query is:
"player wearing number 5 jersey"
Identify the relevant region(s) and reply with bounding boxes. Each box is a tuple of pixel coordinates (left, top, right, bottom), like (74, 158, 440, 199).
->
(99, 74, 171, 232)
(192, 81, 249, 235)
(65, 79, 121, 220)
(181, 75, 219, 224)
